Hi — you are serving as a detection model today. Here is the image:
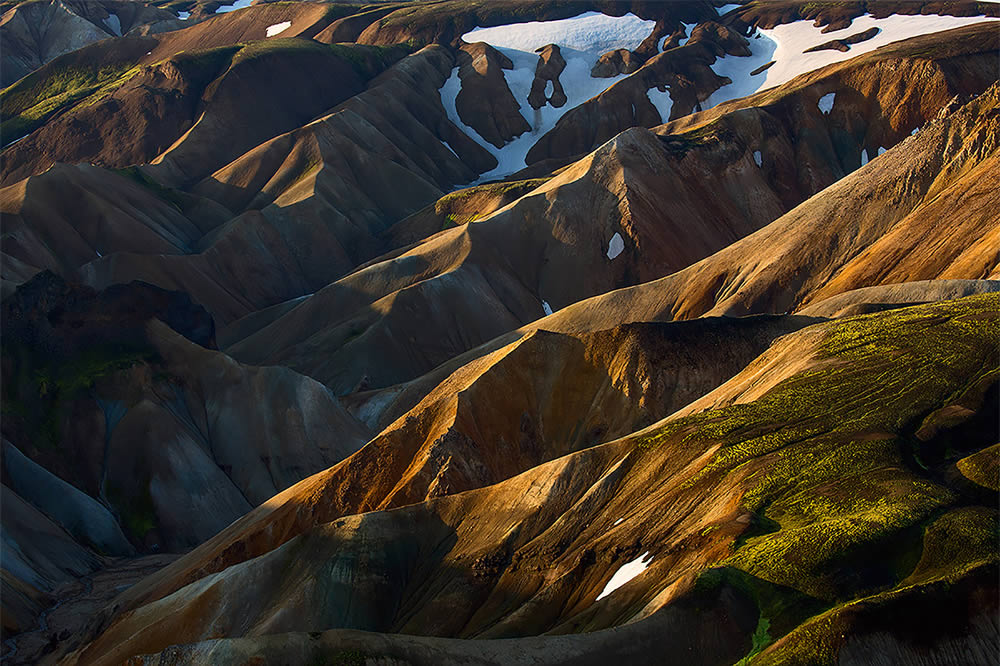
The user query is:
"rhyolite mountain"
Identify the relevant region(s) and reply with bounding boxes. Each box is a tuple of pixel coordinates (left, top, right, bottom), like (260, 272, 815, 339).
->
(1, 1, 998, 665)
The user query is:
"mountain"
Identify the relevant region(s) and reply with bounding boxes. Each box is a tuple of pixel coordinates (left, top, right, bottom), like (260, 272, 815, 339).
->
(2, 2, 998, 664)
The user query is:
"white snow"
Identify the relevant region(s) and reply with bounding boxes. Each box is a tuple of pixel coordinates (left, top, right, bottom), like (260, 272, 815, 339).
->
(861, 148, 869, 166)
(607, 232, 624, 260)
(440, 140, 460, 159)
(613, 518, 624, 526)
(216, 0, 253, 13)
(104, 13, 121, 36)
(463, 12, 654, 55)
(177, 11, 190, 20)
(911, 127, 920, 136)
(817, 92, 835, 114)
(877, 146, 887, 156)
(596, 551, 653, 601)
(544, 79, 554, 97)
(542, 300, 553, 316)
(677, 22, 696, 47)
(753, 150, 762, 167)
(716, 4, 743, 17)
(646, 86, 673, 124)
(266, 21, 291, 37)
(96, 250, 102, 257)
(439, 13, 656, 181)
(705, 13, 999, 110)
(657, 35, 668, 52)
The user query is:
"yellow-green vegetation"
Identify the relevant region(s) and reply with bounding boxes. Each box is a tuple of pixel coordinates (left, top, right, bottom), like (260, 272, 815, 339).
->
(956, 443, 999, 491)
(647, 295, 998, 662)
(106, 478, 158, 541)
(113, 166, 186, 211)
(1, 62, 137, 141)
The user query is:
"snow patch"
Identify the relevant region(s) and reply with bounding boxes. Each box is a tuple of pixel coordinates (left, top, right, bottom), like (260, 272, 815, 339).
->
(677, 23, 696, 47)
(542, 300, 553, 316)
(442, 12, 655, 181)
(911, 127, 920, 136)
(705, 13, 999, 111)
(613, 518, 624, 526)
(544, 79, 554, 97)
(877, 146, 887, 156)
(817, 92, 835, 114)
(657, 35, 668, 52)
(104, 13, 121, 36)
(266, 21, 291, 37)
(463, 12, 655, 54)
(716, 4, 743, 16)
(596, 552, 653, 601)
(646, 86, 673, 124)
(216, 0, 253, 13)
(753, 150, 762, 167)
(440, 140, 460, 159)
(861, 149, 869, 166)
(607, 232, 625, 260)
(177, 11, 190, 20)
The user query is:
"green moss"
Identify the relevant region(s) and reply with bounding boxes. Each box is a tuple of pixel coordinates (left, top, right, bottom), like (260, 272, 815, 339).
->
(736, 615, 771, 666)
(634, 295, 998, 612)
(956, 443, 999, 491)
(113, 166, 186, 210)
(0, 61, 137, 141)
(106, 478, 158, 540)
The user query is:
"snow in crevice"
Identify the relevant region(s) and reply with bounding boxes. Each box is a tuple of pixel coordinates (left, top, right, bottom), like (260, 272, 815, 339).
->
(646, 85, 673, 124)
(657, 34, 668, 52)
(613, 517, 624, 526)
(860, 148, 869, 166)
(877, 146, 887, 156)
(177, 11, 190, 20)
(438, 12, 655, 181)
(705, 13, 999, 111)
(440, 139, 460, 159)
(542, 300, 553, 316)
(817, 92, 835, 114)
(266, 21, 291, 37)
(544, 79, 554, 97)
(911, 127, 920, 136)
(104, 13, 121, 36)
(607, 232, 625, 260)
(596, 551, 653, 601)
(716, 4, 743, 17)
(216, 0, 253, 13)
(753, 150, 762, 167)
(676, 23, 696, 47)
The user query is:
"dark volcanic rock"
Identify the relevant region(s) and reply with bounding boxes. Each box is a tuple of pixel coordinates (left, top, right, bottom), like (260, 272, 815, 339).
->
(528, 44, 568, 109)
(2, 270, 216, 358)
(591, 48, 643, 77)
(455, 42, 530, 148)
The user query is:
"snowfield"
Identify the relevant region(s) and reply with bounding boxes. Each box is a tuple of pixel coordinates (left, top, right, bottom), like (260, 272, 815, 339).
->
(440, 8, 998, 181)
(441, 12, 655, 180)
(596, 552, 653, 601)
(216, 0, 253, 14)
(707, 12, 1000, 109)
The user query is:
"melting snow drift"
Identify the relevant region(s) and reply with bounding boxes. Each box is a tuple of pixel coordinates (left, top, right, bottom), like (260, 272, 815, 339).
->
(597, 552, 653, 601)
(607, 232, 625, 260)
(706, 13, 999, 110)
(441, 12, 655, 181)
(266, 21, 291, 37)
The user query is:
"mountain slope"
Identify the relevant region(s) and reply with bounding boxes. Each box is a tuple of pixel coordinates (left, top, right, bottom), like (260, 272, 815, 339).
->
(64, 295, 999, 665)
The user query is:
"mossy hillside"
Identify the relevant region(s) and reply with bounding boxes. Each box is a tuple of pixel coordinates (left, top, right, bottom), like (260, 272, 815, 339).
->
(637, 295, 997, 659)
(1, 38, 411, 146)
(433, 177, 551, 227)
(956, 443, 999, 491)
(749, 507, 999, 665)
(0, 44, 238, 144)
